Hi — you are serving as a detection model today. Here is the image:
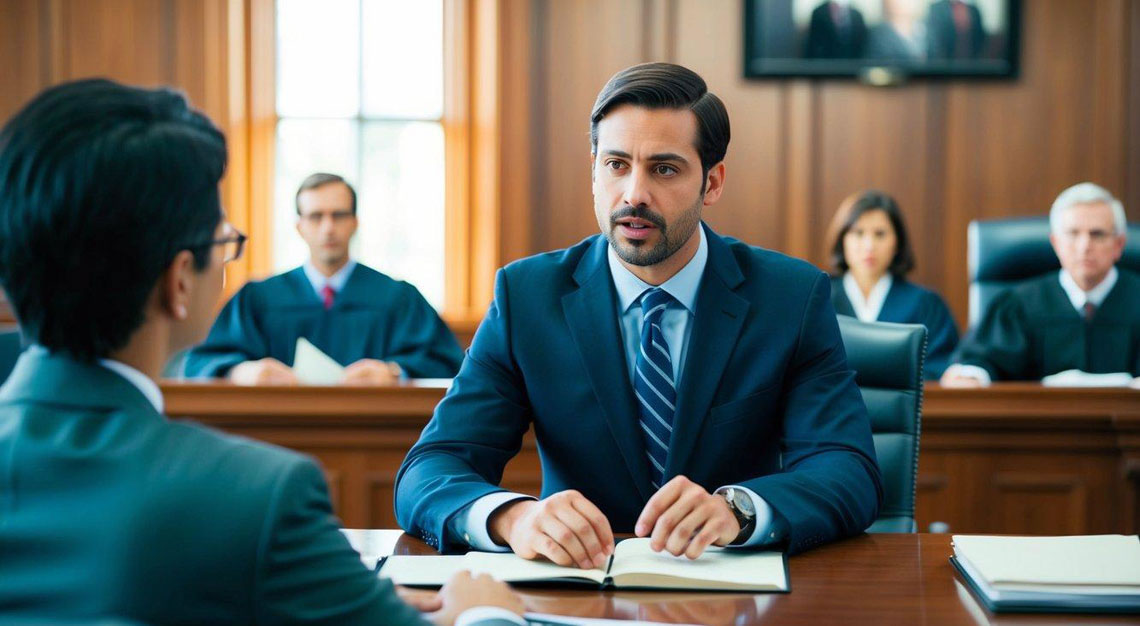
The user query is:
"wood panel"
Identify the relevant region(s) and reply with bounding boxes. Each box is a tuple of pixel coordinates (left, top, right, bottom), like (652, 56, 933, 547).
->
(0, 0, 253, 299)
(166, 381, 1140, 535)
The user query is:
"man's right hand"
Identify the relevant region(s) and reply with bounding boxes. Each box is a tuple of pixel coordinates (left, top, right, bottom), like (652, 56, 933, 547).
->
(488, 490, 614, 570)
(229, 358, 299, 385)
(429, 571, 524, 626)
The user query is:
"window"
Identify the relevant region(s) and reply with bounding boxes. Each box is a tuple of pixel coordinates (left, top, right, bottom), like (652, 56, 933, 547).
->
(274, 0, 445, 308)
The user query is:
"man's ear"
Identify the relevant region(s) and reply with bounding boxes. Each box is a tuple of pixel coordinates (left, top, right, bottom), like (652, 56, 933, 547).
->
(702, 162, 727, 206)
(590, 150, 596, 182)
(160, 250, 196, 322)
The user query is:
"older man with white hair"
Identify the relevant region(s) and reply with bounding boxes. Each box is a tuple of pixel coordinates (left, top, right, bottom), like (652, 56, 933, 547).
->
(942, 182, 1137, 386)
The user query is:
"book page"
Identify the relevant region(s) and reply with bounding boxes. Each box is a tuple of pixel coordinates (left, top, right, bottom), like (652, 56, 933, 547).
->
(608, 538, 786, 591)
(952, 535, 1140, 588)
(379, 555, 469, 586)
(464, 551, 607, 585)
(379, 552, 607, 587)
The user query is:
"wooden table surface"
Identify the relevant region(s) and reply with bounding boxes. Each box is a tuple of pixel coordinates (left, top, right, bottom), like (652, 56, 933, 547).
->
(374, 532, 1139, 625)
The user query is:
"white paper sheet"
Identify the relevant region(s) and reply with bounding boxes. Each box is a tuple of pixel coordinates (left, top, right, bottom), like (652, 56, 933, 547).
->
(293, 337, 345, 385)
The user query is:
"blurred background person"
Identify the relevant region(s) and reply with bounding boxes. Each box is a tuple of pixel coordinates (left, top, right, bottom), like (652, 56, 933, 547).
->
(826, 190, 959, 379)
(804, 0, 868, 59)
(865, 0, 928, 61)
(942, 183, 1139, 386)
(184, 173, 464, 385)
(927, 0, 986, 59)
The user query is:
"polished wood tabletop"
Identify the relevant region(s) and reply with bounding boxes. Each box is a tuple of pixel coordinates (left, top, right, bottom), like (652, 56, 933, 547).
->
(376, 532, 1139, 625)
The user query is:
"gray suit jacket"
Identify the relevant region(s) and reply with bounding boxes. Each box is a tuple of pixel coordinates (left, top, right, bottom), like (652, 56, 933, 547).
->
(0, 350, 510, 625)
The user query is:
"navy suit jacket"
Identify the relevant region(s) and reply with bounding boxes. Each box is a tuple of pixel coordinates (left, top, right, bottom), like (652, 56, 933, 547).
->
(830, 276, 960, 379)
(395, 224, 882, 555)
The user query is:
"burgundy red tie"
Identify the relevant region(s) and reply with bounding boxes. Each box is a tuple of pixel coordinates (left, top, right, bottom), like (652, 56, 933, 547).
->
(320, 284, 336, 310)
(1082, 301, 1096, 322)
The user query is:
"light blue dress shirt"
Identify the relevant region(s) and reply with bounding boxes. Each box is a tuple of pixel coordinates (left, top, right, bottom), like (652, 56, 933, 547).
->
(302, 258, 357, 299)
(451, 228, 783, 550)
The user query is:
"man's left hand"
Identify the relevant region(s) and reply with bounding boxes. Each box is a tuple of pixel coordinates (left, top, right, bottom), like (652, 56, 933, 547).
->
(634, 475, 739, 559)
(342, 359, 401, 386)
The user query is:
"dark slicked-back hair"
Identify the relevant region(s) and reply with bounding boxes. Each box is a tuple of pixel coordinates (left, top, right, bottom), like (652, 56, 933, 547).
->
(0, 78, 226, 361)
(295, 172, 357, 215)
(827, 190, 916, 277)
(590, 62, 730, 184)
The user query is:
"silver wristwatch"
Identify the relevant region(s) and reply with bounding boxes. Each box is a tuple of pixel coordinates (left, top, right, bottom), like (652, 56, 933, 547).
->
(718, 486, 757, 545)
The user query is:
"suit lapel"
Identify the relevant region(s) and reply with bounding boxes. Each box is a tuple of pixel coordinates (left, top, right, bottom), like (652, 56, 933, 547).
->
(665, 227, 749, 479)
(831, 278, 857, 318)
(562, 238, 655, 501)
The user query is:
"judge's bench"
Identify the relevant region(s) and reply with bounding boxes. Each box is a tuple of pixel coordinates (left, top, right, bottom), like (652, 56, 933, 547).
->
(161, 379, 1140, 536)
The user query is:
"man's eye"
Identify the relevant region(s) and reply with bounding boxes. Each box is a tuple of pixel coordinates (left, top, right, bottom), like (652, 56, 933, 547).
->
(654, 164, 677, 176)
(606, 160, 626, 171)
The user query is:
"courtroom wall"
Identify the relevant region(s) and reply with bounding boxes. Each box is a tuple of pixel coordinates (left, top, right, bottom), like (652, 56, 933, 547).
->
(0, 0, 1136, 331)
(522, 0, 1139, 331)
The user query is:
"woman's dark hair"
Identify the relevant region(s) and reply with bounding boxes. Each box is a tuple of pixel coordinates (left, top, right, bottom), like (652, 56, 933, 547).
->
(826, 190, 916, 277)
(590, 62, 729, 188)
(0, 78, 227, 361)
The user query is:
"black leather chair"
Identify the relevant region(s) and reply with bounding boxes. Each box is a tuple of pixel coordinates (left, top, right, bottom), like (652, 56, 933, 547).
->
(967, 217, 1140, 326)
(0, 328, 22, 384)
(837, 316, 926, 533)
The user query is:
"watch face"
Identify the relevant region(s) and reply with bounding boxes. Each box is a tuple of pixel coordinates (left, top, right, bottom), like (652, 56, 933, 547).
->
(732, 489, 756, 517)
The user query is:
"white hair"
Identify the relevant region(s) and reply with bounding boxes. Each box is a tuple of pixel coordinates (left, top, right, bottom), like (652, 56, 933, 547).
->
(1049, 182, 1127, 236)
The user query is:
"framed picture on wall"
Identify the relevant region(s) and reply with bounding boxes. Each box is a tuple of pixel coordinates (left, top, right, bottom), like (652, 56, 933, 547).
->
(744, 0, 1021, 80)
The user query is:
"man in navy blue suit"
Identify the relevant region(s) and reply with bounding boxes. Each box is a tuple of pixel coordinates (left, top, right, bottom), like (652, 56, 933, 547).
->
(395, 62, 881, 567)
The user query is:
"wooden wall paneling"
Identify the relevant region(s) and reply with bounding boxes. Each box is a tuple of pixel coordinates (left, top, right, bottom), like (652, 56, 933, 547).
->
(60, 0, 166, 85)
(241, 0, 276, 291)
(672, 0, 785, 251)
(532, 0, 647, 253)
(0, 0, 45, 121)
(1130, 0, 1140, 221)
(814, 86, 935, 277)
(497, 0, 536, 268)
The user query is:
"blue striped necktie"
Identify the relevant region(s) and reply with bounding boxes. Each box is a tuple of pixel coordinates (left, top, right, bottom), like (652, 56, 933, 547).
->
(634, 287, 676, 489)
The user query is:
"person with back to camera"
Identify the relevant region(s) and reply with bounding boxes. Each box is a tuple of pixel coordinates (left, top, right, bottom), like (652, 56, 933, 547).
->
(0, 78, 523, 626)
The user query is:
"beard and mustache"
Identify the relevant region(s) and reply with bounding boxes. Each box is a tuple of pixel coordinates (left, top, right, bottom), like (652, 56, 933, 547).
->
(603, 195, 703, 267)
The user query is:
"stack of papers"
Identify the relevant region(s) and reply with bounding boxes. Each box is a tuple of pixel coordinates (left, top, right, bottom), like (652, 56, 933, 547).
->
(1040, 369, 1137, 388)
(951, 534, 1140, 613)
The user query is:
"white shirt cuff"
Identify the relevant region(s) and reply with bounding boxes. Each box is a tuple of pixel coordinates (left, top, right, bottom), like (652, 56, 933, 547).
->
(718, 485, 783, 548)
(945, 363, 992, 385)
(455, 606, 526, 626)
(456, 492, 535, 552)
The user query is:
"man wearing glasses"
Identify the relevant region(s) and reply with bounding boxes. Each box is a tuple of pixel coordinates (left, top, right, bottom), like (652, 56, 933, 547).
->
(184, 172, 463, 385)
(942, 182, 1140, 385)
(0, 78, 524, 624)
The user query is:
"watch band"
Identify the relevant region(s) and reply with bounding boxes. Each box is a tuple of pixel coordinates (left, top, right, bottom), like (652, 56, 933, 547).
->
(721, 488, 756, 545)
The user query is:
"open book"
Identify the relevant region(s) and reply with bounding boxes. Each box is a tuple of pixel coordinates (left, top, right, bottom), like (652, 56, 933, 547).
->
(951, 534, 1140, 613)
(378, 537, 788, 592)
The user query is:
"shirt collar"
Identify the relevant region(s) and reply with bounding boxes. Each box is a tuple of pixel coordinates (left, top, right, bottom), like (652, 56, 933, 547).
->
(303, 258, 357, 296)
(608, 226, 708, 314)
(97, 358, 164, 413)
(842, 272, 894, 322)
(1058, 266, 1118, 311)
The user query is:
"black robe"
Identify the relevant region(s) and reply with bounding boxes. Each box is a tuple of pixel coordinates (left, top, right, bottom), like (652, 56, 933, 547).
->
(183, 265, 463, 379)
(953, 269, 1140, 380)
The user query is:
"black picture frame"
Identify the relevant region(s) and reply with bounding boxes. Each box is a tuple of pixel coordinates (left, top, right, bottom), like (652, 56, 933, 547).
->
(743, 0, 1021, 80)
